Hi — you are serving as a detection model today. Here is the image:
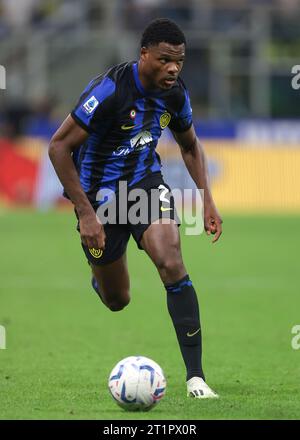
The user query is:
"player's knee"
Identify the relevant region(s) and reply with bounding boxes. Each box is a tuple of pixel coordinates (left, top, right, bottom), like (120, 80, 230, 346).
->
(154, 240, 180, 266)
(107, 293, 130, 312)
(156, 255, 184, 279)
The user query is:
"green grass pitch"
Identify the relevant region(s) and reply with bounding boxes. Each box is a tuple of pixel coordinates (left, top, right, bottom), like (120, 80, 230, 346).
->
(0, 210, 299, 420)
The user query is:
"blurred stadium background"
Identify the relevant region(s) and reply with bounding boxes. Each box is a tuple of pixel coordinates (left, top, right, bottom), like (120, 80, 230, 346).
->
(1, 0, 300, 420)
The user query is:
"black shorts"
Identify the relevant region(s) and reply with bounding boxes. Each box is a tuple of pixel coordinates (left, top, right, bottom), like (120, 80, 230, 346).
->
(75, 172, 179, 266)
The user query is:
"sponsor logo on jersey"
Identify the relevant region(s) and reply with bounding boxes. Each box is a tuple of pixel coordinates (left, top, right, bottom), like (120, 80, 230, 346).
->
(130, 130, 153, 149)
(160, 112, 171, 129)
(113, 131, 153, 157)
(89, 248, 103, 258)
(83, 96, 99, 114)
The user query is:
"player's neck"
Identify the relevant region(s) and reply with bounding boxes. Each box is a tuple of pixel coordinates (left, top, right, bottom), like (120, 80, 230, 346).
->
(137, 61, 157, 92)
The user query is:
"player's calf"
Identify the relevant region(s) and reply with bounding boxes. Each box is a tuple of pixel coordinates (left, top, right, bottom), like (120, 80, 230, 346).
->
(165, 274, 205, 382)
(106, 296, 130, 312)
(91, 276, 130, 312)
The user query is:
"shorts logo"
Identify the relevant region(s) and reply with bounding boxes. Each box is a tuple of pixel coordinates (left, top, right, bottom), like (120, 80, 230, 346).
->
(160, 112, 171, 129)
(89, 248, 103, 258)
(83, 96, 99, 114)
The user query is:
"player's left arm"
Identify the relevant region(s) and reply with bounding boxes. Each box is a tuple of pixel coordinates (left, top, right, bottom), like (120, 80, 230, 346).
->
(172, 125, 223, 243)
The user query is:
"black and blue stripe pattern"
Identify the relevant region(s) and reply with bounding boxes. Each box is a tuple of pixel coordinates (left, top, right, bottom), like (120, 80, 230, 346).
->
(165, 275, 193, 294)
(69, 61, 193, 205)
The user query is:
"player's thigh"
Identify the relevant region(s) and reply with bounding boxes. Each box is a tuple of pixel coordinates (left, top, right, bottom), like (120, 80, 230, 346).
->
(140, 220, 186, 283)
(85, 224, 131, 303)
(91, 252, 130, 302)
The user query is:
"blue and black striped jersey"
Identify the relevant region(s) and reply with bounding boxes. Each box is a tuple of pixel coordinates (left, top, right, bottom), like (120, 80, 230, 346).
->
(70, 61, 193, 203)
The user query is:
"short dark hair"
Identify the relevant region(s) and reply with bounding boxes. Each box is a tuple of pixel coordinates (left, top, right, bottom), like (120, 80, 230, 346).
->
(141, 18, 186, 48)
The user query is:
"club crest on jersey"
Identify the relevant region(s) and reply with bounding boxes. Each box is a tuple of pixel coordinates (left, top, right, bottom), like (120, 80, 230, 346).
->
(160, 112, 171, 129)
(89, 248, 103, 258)
(83, 96, 99, 114)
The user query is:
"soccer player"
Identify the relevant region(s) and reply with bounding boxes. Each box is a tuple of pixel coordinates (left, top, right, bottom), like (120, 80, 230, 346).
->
(49, 18, 223, 399)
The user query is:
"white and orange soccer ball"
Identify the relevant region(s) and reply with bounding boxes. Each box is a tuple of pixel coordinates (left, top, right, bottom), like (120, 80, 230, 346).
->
(108, 356, 167, 411)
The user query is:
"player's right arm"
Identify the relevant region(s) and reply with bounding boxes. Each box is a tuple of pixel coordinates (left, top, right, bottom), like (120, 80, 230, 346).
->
(48, 115, 105, 250)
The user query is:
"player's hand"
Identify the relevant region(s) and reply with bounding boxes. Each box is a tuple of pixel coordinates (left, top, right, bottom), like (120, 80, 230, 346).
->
(204, 202, 223, 243)
(79, 212, 106, 251)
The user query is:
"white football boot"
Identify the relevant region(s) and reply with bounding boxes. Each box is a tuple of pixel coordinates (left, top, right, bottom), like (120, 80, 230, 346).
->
(186, 377, 219, 399)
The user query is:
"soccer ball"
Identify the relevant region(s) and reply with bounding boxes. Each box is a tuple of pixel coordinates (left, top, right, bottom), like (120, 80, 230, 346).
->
(108, 356, 167, 411)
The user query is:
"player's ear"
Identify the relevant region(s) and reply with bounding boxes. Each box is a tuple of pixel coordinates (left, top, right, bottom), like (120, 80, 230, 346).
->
(140, 46, 148, 61)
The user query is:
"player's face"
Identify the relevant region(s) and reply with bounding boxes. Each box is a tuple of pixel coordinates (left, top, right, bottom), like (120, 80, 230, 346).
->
(140, 42, 185, 90)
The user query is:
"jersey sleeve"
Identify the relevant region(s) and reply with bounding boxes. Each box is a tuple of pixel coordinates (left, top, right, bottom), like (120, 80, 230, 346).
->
(168, 84, 193, 133)
(71, 76, 116, 133)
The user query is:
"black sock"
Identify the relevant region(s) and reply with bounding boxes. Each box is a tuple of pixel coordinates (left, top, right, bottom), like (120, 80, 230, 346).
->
(165, 275, 205, 381)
